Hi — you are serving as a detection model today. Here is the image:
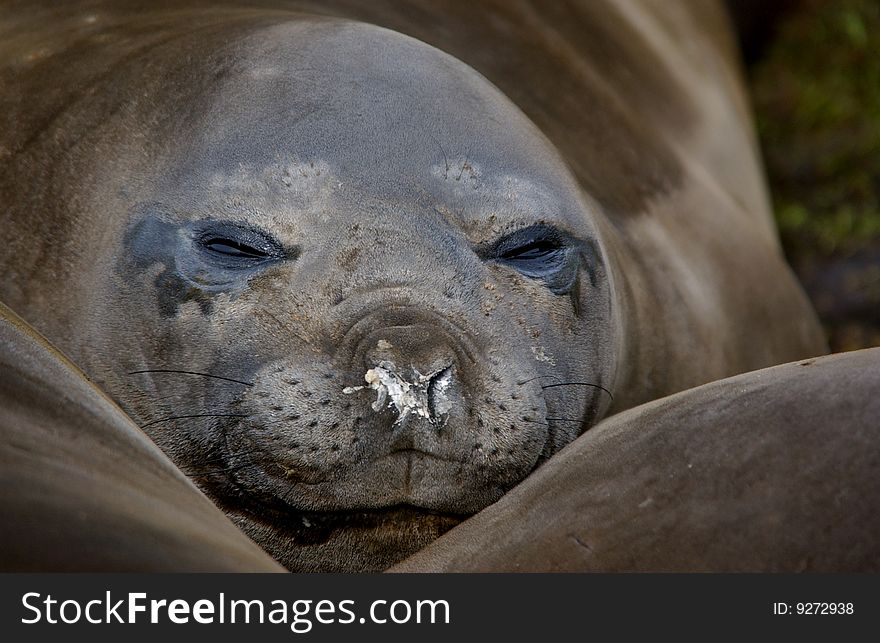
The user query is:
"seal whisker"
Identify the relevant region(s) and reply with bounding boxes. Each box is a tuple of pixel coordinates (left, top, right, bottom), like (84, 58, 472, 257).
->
(128, 369, 254, 387)
(521, 417, 584, 427)
(183, 461, 261, 478)
(140, 413, 248, 428)
(541, 381, 613, 401)
(517, 375, 613, 400)
(192, 448, 264, 467)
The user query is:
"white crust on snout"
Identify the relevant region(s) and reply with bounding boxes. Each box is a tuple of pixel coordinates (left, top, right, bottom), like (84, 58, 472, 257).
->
(343, 359, 451, 424)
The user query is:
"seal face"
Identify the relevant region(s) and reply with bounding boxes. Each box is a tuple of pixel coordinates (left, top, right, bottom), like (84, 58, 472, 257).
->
(79, 20, 615, 570)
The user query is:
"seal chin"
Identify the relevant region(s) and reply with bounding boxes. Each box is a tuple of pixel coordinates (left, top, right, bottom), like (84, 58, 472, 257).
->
(224, 502, 465, 573)
(230, 439, 528, 515)
(204, 437, 477, 572)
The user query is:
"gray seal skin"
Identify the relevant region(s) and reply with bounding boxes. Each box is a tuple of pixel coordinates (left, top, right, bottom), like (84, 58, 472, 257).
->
(0, 1, 827, 571)
(0, 302, 284, 572)
(393, 349, 880, 572)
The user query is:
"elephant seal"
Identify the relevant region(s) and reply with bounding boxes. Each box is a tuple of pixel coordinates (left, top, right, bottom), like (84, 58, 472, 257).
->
(0, 302, 283, 571)
(394, 349, 880, 572)
(0, 1, 826, 571)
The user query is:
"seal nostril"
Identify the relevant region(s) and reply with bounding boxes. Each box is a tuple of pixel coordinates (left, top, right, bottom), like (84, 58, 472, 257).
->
(427, 365, 453, 419)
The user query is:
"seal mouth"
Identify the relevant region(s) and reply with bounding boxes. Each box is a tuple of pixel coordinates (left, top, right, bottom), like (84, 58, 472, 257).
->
(214, 488, 466, 547)
(198, 446, 471, 549)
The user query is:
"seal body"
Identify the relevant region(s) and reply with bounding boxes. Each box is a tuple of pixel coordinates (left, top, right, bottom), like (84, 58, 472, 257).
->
(0, 303, 283, 571)
(0, 1, 826, 570)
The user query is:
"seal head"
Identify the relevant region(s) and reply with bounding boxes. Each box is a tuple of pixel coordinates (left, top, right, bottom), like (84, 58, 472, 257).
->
(82, 20, 616, 570)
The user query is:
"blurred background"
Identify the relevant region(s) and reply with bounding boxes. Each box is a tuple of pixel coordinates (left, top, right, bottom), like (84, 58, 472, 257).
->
(731, 0, 880, 352)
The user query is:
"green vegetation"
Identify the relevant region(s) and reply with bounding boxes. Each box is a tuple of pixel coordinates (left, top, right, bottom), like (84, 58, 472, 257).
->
(753, 0, 880, 261)
(751, 0, 880, 350)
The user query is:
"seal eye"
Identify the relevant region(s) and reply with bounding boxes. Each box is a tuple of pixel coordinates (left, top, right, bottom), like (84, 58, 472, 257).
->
(494, 228, 568, 278)
(482, 224, 580, 295)
(500, 240, 567, 280)
(194, 222, 285, 268)
(203, 238, 270, 259)
(501, 240, 560, 262)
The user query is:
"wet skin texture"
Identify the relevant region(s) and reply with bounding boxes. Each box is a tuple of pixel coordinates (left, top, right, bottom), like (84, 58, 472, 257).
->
(0, 2, 827, 571)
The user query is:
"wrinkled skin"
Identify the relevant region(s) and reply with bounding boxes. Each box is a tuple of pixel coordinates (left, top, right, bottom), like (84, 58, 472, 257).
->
(0, 2, 826, 571)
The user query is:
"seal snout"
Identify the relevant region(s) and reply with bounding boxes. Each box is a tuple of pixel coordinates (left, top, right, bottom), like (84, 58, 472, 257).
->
(339, 315, 468, 426)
